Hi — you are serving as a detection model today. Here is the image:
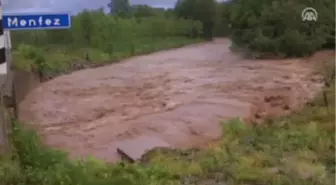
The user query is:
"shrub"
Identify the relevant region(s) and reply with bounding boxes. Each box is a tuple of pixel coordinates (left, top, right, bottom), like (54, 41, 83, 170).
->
(228, 0, 335, 57)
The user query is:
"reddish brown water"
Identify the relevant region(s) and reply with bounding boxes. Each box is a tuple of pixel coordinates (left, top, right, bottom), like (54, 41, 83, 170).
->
(19, 38, 333, 162)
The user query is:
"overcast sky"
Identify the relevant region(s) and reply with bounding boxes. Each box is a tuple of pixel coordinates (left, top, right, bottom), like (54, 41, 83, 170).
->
(3, 0, 187, 14)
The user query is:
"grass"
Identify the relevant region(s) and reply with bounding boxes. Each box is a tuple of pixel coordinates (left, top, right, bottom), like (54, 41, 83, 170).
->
(12, 37, 203, 80)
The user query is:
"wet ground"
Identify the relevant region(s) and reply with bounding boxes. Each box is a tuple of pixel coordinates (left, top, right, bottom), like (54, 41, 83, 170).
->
(19, 38, 333, 162)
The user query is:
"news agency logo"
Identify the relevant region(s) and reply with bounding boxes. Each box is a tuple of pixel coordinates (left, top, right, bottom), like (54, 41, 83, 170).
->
(302, 7, 318, 22)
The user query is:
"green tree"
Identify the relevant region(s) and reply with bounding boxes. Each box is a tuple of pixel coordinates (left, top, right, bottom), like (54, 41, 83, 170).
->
(174, 0, 217, 40)
(131, 5, 156, 17)
(11, 9, 203, 52)
(228, 0, 335, 57)
(164, 8, 175, 18)
(76, 10, 94, 46)
(214, 1, 231, 37)
(108, 0, 131, 17)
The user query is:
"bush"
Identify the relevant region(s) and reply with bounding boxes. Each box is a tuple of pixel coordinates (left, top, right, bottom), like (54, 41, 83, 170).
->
(10, 10, 203, 78)
(227, 0, 335, 57)
(11, 10, 203, 51)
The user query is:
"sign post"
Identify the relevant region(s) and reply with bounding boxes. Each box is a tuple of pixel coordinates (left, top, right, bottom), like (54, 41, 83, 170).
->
(0, 10, 71, 153)
(0, 0, 9, 154)
(0, 2, 5, 75)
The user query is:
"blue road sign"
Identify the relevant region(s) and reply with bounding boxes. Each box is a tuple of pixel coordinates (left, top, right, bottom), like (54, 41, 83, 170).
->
(3, 13, 71, 30)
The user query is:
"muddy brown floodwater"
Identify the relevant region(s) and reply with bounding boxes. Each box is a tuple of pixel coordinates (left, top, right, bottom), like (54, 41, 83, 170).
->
(19, 38, 333, 162)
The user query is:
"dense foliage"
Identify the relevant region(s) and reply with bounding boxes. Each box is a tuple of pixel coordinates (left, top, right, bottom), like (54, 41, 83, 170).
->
(11, 8, 202, 78)
(173, 0, 335, 57)
(227, 0, 335, 57)
(12, 10, 202, 50)
(174, 0, 217, 40)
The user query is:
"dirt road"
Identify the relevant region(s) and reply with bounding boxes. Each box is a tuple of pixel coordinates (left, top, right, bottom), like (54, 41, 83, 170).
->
(19, 38, 332, 162)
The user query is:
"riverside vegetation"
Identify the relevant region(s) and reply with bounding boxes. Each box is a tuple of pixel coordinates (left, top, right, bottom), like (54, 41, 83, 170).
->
(1, 0, 335, 184)
(12, 10, 203, 80)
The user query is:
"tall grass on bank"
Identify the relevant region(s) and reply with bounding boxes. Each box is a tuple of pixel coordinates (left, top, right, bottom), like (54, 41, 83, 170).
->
(11, 10, 204, 80)
(0, 60, 334, 185)
(13, 37, 202, 80)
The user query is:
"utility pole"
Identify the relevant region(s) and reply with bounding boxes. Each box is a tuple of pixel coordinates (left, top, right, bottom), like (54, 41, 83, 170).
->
(0, 0, 5, 73)
(0, 0, 9, 154)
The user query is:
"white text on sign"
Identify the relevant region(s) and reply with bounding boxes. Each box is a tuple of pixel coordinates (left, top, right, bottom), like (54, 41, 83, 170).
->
(7, 17, 61, 27)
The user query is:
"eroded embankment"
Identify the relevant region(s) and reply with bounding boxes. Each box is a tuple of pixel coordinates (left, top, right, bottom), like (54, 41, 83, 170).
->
(18, 38, 333, 162)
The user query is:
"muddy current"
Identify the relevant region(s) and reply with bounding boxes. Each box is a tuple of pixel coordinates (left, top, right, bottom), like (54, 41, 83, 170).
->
(19, 38, 333, 162)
